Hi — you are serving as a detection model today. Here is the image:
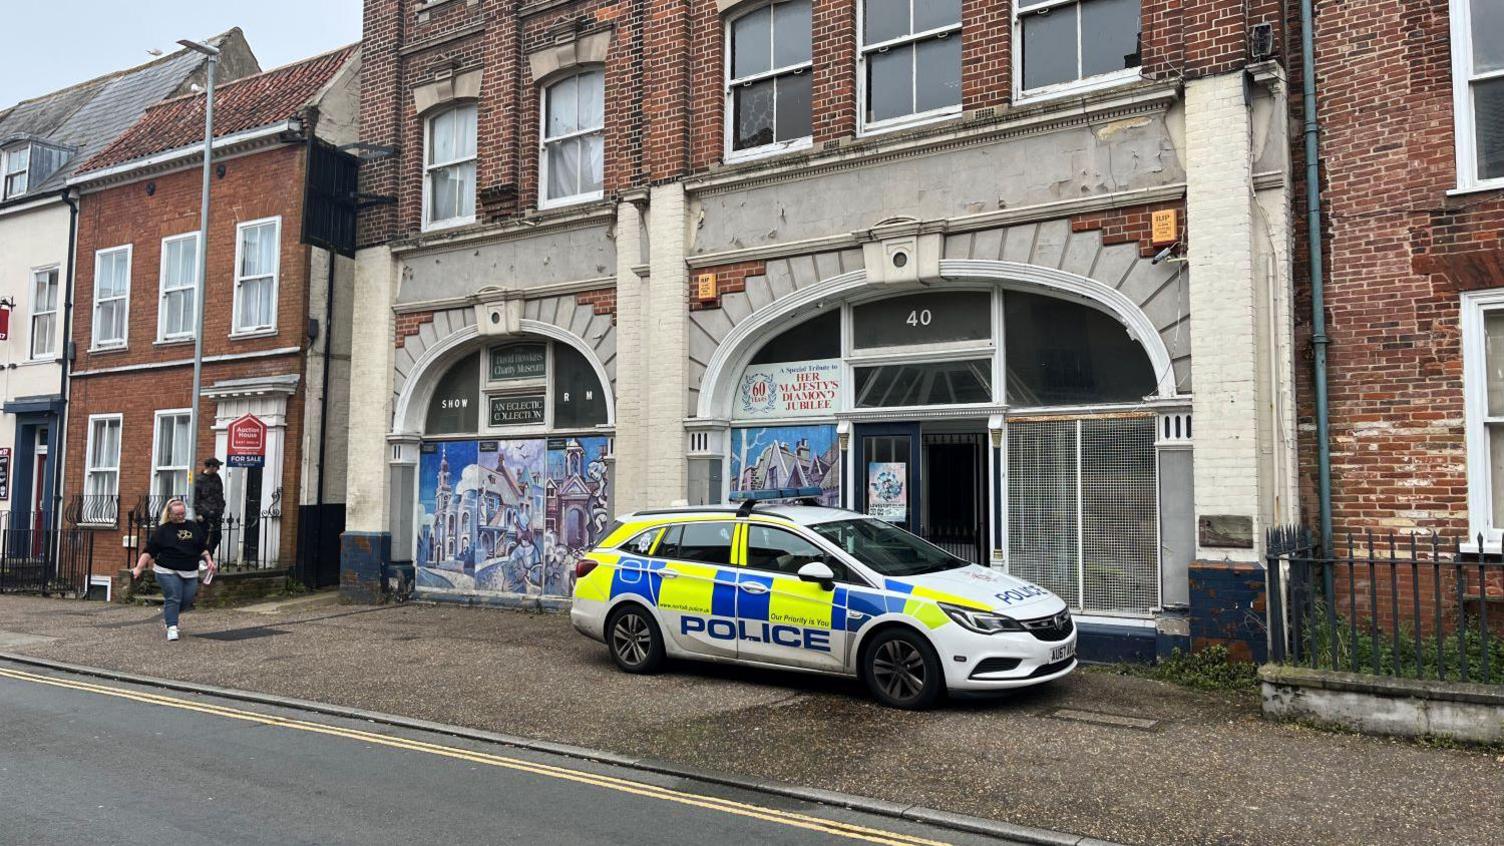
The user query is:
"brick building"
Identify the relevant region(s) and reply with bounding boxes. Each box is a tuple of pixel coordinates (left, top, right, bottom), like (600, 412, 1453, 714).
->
(1298, 0, 1502, 552)
(65, 46, 361, 585)
(344, 0, 1300, 659)
(0, 31, 258, 593)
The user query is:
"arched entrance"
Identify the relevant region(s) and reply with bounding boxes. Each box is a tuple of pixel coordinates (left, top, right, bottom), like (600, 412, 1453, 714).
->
(701, 263, 1180, 616)
(396, 329, 614, 601)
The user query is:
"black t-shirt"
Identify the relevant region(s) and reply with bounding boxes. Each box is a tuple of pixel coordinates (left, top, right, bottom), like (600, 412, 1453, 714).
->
(147, 521, 209, 572)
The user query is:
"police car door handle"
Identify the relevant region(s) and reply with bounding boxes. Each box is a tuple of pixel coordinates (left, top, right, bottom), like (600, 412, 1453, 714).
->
(848, 611, 868, 620)
(738, 582, 770, 595)
(657, 570, 679, 579)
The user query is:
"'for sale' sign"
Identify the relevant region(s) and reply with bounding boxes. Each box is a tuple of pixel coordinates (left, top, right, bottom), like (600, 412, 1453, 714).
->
(227, 414, 267, 469)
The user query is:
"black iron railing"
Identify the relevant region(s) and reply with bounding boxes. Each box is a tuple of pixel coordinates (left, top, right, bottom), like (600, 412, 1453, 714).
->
(66, 494, 120, 527)
(0, 508, 93, 596)
(122, 489, 287, 572)
(1267, 527, 1502, 685)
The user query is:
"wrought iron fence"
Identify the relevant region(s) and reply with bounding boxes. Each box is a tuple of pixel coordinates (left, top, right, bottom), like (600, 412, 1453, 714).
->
(122, 490, 287, 572)
(1267, 527, 1502, 685)
(0, 509, 93, 596)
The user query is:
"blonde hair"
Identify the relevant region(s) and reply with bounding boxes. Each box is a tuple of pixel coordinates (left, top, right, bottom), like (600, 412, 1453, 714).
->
(159, 498, 187, 526)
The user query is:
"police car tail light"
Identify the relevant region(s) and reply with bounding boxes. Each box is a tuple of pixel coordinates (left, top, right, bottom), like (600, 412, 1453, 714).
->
(575, 557, 599, 580)
(940, 603, 1025, 635)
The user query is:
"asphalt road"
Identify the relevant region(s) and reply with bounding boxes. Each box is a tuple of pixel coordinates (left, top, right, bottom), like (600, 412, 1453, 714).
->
(0, 663, 1022, 846)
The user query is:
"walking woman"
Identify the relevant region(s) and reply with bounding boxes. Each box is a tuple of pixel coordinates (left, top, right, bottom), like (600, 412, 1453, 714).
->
(130, 498, 217, 641)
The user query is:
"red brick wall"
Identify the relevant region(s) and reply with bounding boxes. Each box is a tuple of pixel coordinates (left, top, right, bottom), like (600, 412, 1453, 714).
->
(576, 287, 619, 317)
(69, 144, 313, 570)
(72, 144, 311, 370)
(361, 1, 1277, 243)
(395, 311, 436, 348)
(686, 260, 766, 311)
(1070, 201, 1187, 258)
(1292, 0, 1504, 536)
(66, 360, 308, 575)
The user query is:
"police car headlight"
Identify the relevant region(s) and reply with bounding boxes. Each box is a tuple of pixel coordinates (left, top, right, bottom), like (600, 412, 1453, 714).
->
(940, 603, 1025, 634)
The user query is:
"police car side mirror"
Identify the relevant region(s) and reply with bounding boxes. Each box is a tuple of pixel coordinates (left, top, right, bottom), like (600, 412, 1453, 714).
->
(797, 561, 836, 591)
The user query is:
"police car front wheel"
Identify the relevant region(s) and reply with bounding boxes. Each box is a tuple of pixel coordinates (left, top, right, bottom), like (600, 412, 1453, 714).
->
(862, 628, 943, 710)
(607, 605, 665, 674)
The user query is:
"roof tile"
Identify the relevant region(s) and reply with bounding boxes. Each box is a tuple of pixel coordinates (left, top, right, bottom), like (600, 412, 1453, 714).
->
(79, 44, 357, 174)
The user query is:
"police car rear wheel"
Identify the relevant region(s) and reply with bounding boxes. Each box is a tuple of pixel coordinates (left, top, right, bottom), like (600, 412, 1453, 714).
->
(863, 629, 942, 710)
(607, 606, 664, 674)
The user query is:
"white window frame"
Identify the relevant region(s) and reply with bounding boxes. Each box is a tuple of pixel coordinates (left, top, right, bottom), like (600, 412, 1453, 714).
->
(83, 414, 122, 525)
(422, 104, 479, 231)
(91, 244, 132, 351)
(1450, 0, 1504, 193)
(1011, 0, 1141, 104)
(724, 0, 815, 163)
(29, 265, 60, 361)
(231, 216, 282, 337)
(1461, 289, 1504, 549)
(539, 68, 607, 210)
(151, 409, 193, 500)
(157, 232, 199, 343)
(2, 144, 29, 199)
(856, 0, 964, 136)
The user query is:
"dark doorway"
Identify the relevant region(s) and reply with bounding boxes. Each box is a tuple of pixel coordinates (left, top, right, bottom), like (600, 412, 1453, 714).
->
(921, 433, 987, 564)
(855, 423, 921, 535)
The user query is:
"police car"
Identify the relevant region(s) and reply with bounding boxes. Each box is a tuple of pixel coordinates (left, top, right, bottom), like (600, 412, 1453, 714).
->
(571, 488, 1076, 709)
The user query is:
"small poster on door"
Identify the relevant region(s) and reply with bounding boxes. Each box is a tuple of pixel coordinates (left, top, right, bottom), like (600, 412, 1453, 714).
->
(867, 462, 906, 523)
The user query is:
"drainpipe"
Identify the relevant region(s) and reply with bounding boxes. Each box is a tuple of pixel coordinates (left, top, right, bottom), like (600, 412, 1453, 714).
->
(55, 189, 79, 535)
(312, 250, 336, 589)
(1300, 0, 1333, 555)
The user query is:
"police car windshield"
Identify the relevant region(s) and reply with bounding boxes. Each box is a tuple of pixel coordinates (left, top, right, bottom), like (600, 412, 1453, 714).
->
(810, 519, 967, 577)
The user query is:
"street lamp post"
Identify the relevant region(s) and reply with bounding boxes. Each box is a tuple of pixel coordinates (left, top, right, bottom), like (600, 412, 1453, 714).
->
(177, 38, 219, 516)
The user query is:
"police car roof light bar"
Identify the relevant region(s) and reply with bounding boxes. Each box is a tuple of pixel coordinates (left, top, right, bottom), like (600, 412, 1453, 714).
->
(730, 487, 826, 516)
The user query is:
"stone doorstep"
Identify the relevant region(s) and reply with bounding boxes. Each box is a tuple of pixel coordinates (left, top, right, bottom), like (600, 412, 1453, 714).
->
(1259, 664, 1504, 708)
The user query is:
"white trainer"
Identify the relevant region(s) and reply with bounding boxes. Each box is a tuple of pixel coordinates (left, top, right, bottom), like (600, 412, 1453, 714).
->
(166, 626, 179, 642)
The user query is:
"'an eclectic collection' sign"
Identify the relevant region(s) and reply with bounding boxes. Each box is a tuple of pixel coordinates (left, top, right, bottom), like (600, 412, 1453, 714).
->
(736, 359, 841, 419)
(489, 394, 546, 427)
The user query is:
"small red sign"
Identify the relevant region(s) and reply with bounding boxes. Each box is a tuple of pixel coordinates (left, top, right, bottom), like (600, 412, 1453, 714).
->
(0, 306, 10, 341)
(228, 414, 267, 457)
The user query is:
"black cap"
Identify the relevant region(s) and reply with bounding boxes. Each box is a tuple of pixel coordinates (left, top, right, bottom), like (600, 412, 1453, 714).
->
(203, 457, 223, 468)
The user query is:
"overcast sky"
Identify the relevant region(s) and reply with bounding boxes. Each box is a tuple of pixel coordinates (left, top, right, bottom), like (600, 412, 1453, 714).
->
(0, 1, 364, 107)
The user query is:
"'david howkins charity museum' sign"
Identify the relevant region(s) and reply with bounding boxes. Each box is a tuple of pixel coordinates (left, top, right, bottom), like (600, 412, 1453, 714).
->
(737, 359, 841, 420)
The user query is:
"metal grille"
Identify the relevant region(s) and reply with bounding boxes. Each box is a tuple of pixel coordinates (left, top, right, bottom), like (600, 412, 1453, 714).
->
(1007, 420, 1080, 607)
(1081, 418, 1159, 611)
(1007, 416, 1159, 613)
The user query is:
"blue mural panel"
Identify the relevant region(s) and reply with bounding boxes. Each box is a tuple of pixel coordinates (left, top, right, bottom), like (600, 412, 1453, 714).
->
(416, 436, 612, 599)
(730, 425, 840, 506)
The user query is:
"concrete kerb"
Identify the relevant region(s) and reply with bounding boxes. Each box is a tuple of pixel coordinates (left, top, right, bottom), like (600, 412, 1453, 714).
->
(0, 651, 1124, 846)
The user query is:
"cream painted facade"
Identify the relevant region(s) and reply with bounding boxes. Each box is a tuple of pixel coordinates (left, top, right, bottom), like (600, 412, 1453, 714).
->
(0, 197, 72, 522)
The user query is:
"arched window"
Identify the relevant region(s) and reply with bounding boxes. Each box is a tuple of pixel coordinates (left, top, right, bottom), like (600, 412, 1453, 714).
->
(424, 339, 608, 436)
(424, 104, 477, 228)
(1004, 291, 1156, 406)
(540, 69, 605, 207)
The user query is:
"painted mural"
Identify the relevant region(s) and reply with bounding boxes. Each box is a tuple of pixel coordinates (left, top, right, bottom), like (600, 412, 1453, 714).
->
(416, 436, 611, 598)
(730, 425, 841, 506)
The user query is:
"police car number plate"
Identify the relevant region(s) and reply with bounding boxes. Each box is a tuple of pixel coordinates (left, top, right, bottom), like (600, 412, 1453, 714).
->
(1051, 642, 1076, 662)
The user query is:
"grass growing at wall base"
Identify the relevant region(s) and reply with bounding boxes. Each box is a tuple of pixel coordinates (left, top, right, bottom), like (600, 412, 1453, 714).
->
(1097, 645, 1260, 692)
(1290, 609, 1499, 685)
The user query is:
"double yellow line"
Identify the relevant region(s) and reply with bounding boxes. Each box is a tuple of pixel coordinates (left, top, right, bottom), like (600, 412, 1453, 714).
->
(0, 665, 951, 846)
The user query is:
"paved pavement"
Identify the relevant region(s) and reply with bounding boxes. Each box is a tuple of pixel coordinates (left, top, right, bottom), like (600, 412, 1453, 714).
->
(0, 662, 1020, 846)
(2, 594, 1501, 846)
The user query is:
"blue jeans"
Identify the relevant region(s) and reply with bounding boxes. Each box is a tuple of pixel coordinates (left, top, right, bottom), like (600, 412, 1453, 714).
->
(157, 571, 200, 628)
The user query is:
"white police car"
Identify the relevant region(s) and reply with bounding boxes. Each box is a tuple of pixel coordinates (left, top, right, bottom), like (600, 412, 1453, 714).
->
(571, 489, 1076, 709)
